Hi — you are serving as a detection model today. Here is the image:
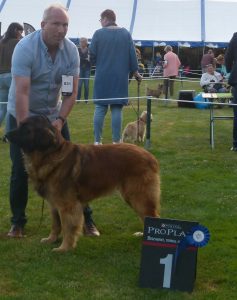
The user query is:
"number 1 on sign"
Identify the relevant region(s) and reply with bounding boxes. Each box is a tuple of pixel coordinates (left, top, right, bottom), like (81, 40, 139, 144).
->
(160, 254, 173, 288)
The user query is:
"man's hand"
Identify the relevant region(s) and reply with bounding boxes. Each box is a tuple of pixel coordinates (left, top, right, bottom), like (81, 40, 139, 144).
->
(52, 117, 65, 131)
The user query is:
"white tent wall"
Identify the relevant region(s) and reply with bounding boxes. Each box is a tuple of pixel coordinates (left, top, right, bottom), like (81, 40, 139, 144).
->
(132, 0, 201, 42)
(0, 0, 134, 39)
(0, 0, 66, 33)
(205, 0, 236, 43)
(67, 0, 134, 38)
(0, 0, 236, 46)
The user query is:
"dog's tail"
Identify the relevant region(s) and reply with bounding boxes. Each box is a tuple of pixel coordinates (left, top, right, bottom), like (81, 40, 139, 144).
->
(121, 131, 127, 143)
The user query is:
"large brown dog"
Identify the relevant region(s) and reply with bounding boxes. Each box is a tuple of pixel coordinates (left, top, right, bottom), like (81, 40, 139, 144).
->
(6, 116, 160, 252)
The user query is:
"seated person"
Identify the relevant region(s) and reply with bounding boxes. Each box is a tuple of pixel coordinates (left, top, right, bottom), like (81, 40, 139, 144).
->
(200, 64, 227, 93)
(216, 54, 230, 79)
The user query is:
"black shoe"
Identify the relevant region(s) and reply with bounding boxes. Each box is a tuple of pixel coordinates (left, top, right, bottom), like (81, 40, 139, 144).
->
(7, 225, 25, 238)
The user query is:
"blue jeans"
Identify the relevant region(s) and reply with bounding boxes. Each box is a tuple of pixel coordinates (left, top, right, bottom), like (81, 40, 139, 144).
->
(77, 68, 90, 101)
(0, 73, 11, 126)
(94, 104, 123, 143)
(7, 114, 93, 227)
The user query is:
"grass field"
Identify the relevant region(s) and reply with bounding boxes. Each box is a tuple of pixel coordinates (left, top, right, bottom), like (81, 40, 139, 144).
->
(0, 78, 237, 299)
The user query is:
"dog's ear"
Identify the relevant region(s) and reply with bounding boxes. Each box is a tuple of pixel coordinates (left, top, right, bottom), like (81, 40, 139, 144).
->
(7, 116, 62, 153)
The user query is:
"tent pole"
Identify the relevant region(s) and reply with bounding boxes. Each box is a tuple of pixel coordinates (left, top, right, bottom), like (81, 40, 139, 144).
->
(0, 0, 7, 13)
(129, 0, 138, 35)
(201, 0, 206, 53)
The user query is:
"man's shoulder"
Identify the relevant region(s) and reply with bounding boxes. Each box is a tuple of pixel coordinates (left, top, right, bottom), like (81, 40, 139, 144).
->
(21, 30, 40, 42)
(16, 30, 40, 50)
(64, 37, 76, 46)
(167, 51, 176, 58)
(95, 26, 129, 35)
(63, 37, 78, 51)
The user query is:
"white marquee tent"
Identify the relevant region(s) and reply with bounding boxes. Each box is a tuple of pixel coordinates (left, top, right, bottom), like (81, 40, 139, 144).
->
(0, 0, 236, 47)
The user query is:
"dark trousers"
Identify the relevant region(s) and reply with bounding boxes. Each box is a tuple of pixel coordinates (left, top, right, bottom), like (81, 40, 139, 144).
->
(77, 68, 90, 101)
(232, 86, 237, 147)
(8, 114, 92, 227)
(163, 76, 176, 97)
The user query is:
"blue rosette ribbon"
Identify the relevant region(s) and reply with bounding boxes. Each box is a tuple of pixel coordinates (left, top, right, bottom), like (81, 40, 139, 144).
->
(186, 225, 210, 248)
(173, 225, 210, 272)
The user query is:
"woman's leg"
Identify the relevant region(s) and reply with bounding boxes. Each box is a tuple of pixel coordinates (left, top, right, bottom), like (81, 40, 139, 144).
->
(169, 76, 175, 97)
(77, 69, 85, 101)
(84, 69, 90, 102)
(93, 105, 108, 144)
(110, 104, 123, 143)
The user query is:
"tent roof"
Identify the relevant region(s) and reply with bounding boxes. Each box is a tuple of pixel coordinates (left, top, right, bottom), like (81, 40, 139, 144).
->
(0, 0, 236, 47)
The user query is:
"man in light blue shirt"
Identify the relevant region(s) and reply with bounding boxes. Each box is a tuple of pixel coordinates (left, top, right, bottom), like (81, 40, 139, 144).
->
(7, 29, 79, 121)
(6, 4, 99, 238)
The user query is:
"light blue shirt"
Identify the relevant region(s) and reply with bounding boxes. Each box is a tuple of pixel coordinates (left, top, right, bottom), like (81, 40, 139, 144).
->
(7, 30, 79, 119)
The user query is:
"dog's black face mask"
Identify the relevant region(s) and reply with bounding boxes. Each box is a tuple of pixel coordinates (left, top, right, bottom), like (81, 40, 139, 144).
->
(5, 116, 60, 153)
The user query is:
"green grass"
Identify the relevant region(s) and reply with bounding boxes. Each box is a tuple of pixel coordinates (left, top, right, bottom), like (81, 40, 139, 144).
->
(0, 78, 237, 299)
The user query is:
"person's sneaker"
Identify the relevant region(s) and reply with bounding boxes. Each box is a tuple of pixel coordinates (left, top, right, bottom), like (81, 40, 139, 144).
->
(7, 225, 25, 238)
(230, 147, 237, 152)
(83, 221, 100, 237)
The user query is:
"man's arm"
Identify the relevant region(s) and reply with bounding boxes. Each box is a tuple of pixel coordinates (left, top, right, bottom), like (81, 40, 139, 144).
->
(15, 76, 31, 126)
(52, 76, 79, 130)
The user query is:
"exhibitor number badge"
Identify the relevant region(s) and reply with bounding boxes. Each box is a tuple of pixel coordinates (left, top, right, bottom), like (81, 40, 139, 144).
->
(62, 75, 73, 96)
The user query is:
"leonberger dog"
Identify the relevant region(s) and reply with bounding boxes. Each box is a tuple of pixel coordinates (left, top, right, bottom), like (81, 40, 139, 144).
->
(6, 115, 160, 252)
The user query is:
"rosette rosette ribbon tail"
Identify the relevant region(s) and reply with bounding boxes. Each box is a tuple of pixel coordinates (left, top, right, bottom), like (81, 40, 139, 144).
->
(173, 225, 210, 272)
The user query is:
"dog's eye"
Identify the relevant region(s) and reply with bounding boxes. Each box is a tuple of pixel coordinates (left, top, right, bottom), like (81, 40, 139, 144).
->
(20, 125, 32, 135)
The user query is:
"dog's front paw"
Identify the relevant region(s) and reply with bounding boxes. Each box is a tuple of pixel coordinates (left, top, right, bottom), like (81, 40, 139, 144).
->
(52, 246, 71, 253)
(41, 236, 58, 244)
(133, 232, 143, 237)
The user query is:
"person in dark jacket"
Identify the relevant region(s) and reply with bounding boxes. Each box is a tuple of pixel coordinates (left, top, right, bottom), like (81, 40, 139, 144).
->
(77, 37, 90, 103)
(201, 49, 215, 73)
(0, 22, 23, 127)
(225, 32, 237, 151)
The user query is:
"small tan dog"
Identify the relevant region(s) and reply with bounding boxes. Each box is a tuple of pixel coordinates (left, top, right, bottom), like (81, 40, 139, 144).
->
(122, 111, 153, 143)
(147, 83, 163, 98)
